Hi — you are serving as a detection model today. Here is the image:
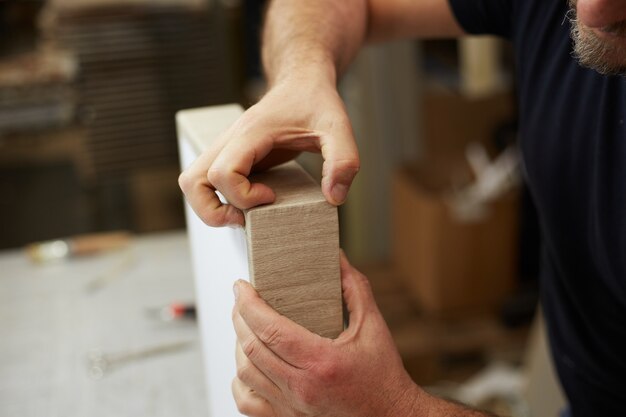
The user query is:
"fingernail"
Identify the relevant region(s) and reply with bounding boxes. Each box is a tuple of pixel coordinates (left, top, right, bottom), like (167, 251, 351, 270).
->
(331, 183, 348, 204)
(233, 281, 240, 300)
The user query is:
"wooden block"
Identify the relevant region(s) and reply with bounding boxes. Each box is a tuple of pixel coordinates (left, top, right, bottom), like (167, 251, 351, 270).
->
(246, 163, 342, 338)
(177, 104, 343, 417)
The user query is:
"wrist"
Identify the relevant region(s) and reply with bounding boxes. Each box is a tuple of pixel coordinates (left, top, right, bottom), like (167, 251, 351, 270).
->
(382, 377, 429, 417)
(264, 48, 338, 89)
(263, 65, 340, 105)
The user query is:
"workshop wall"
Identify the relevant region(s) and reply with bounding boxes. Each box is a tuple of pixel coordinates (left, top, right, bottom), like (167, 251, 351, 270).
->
(0, 0, 242, 249)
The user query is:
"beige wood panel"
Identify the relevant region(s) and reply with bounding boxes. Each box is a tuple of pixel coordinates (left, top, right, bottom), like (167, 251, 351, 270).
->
(177, 105, 343, 339)
(246, 163, 343, 338)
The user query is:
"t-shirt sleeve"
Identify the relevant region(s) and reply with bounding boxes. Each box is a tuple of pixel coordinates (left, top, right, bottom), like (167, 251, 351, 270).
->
(447, 0, 514, 39)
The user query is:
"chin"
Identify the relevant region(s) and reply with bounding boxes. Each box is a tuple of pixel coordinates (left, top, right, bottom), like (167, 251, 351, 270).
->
(570, 19, 626, 76)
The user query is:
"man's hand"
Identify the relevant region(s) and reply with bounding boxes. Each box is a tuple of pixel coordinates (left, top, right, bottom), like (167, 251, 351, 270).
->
(177, 0, 465, 229)
(178, 78, 360, 228)
(230, 253, 424, 417)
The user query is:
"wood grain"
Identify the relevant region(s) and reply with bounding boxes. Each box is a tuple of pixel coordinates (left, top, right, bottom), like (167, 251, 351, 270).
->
(177, 105, 343, 339)
(246, 163, 343, 338)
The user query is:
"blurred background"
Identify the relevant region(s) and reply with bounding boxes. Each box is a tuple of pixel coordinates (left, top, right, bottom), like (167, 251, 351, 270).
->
(0, 0, 564, 416)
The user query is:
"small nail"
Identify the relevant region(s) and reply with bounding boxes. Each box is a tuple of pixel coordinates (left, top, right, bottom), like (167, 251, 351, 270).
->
(233, 281, 240, 300)
(330, 183, 348, 205)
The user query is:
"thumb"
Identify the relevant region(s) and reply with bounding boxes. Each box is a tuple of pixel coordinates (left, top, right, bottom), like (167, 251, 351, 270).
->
(338, 251, 377, 326)
(319, 126, 360, 206)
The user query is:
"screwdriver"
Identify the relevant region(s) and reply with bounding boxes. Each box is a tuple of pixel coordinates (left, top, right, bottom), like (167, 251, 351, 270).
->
(146, 302, 197, 322)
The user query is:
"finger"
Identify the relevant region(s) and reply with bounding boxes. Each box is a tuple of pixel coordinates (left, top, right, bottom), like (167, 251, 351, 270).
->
(208, 137, 276, 210)
(232, 377, 275, 417)
(318, 122, 360, 206)
(180, 174, 244, 227)
(233, 308, 296, 389)
(179, 150, 244, 227)
(234, 280, 323, 366)
(235, 342, 282, 402)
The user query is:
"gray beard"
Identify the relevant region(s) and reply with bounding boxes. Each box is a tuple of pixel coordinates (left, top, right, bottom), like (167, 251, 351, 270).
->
(566, 6, 626, 76)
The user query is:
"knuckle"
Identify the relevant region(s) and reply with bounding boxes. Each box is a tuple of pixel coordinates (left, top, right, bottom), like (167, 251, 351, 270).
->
(178, 171, 192, 193)
(232, 378, 256, 416)
(235, 395, 253, 415)
(206, 166, 226, 186)
(291, 382, 318, 407)
(236, 361, 253, 384)
(234, 114, 255, 136)
(326, 157, 361, 182)
(259, 323, 282, 348)
(315, 360, 340, 383)
(241, 336, 260, 360)
(285, 372, 321, 407)
(341, 157, 361, 176)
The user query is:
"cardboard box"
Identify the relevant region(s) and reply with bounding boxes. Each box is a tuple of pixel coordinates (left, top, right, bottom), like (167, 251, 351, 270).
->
(392, 167, 518, 317)
(422, 91, 515, 161)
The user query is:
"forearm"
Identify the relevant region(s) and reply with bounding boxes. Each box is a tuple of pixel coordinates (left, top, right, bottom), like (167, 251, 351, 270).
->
(261, 0, 464, 88)
(261, 0, 368, 87)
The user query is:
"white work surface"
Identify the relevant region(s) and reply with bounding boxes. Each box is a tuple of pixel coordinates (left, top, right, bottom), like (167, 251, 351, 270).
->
(0, 231, 208, 417)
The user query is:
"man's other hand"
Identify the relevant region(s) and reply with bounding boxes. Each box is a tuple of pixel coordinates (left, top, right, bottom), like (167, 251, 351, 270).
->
(178, 79, 360, 228)
(230, 252, 424, 417)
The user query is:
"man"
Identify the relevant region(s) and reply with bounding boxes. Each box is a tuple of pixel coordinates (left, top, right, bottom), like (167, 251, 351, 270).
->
(179, 0, 626, 415)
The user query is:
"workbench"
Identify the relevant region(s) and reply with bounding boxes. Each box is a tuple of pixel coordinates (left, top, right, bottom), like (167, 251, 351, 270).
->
(0, 231, 208, 416)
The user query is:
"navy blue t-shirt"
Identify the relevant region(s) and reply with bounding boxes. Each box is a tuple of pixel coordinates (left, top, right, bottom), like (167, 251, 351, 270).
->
(448, 0, 626, 415)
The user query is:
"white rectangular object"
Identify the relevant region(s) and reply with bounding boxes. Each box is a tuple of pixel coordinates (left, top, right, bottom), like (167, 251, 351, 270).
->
(177, 104, 248, 417)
